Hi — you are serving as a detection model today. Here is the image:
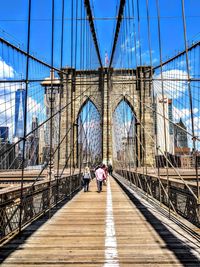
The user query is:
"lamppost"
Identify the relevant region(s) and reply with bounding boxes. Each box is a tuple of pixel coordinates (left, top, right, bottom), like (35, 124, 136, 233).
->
(41, 69, 60, 180)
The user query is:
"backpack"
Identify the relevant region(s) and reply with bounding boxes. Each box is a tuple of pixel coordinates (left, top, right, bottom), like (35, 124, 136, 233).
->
(83, 172, 90, 179)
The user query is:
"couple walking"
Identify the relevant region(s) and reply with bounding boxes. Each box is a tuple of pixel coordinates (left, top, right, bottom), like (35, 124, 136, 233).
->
(82, 164, 113, 193)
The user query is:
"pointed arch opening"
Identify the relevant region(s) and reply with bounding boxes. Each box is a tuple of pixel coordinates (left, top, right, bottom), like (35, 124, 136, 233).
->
(112, 99, 138, 168)
(77, 99, 102, 167)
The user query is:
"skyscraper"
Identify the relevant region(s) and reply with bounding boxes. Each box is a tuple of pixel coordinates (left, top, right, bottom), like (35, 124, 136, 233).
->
(155, 96, 174, 155)
(14, 89, 25, 138)
(0, 126, 9, 142)
(26, 116, 39, 166)
(32, 116, 39, 138)
(174, 118, 188, 148)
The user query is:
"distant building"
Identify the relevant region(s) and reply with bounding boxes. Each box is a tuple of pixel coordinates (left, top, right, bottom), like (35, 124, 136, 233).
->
(122, 136, 135, 165)
(154, 96, 174, 155)
(26, 117, 39, 166)
(180, 155, 192, 168)
(31, 116, 39, 165)
(168, 99, 173, 135)
(174, 147, 190, 155)
(0, 126, 9, 142)
(115, 136, 135, 167)
(174, 118, 188, 148)
(38, 125, 46, 164)
(171, 118, 192, 168)
(32, 116, 39, 138)
(0, 143, 16, 169)
(117, 150, 125, 161)
(12, 88, 25, 165)
(14, 89, 25, 138)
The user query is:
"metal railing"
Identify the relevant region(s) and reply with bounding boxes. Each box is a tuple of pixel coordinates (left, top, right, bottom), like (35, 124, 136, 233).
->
(0, 173, 82, 243)
(115, 169, 200, 228)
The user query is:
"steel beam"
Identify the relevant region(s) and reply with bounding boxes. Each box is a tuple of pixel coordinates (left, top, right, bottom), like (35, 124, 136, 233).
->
(84, 0, 102, 68)
(109, 0, 126, 67)
(154, 40, 200, 70)
(0, 37, 66, 75)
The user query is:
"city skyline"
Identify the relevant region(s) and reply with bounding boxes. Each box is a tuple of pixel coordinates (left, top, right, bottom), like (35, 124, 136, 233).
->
(0, 0, 200, 171)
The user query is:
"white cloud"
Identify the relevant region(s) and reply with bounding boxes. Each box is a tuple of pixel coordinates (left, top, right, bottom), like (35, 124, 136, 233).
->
(0, 91, 44, 139)
(130, 40, 140, 53)
(153, 69, 188, 99)
(0, 82, 24, 95)
(0, 60, 46, 141)
(152, 58, 159, 64)
(121, 34, 140, 53)
(27, 97, 42, 113)
(184, 116, 200, 150)
(153, 69, 200, 149)
(173, 106, 198, 121)
(177, 60, 186, 68)
(0, 58, 15, 78)
(0, 81, 24, 126)
(185, 116, 200, 132)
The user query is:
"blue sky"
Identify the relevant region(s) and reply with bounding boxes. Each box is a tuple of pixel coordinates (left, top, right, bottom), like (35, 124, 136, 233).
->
(0, 0, 200, 66)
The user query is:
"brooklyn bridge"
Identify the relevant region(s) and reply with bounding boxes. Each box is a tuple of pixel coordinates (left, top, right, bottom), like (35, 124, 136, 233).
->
(0, 0, 200, 265)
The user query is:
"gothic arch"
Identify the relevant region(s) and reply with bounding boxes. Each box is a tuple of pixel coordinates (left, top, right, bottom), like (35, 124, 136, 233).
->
(112, 98, 138, 168)
(113, 97, 136, 117)
(76, 98, 102, 167)
(76, 97, 101, 121)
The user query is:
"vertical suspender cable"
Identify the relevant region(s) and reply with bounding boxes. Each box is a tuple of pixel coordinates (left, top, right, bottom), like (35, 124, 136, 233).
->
(135, 0, 142, 167)
(155, 0, 171, 217)
(48, 0, 55, 216)
(69, 0, 74, 197)
(145, 0, 161, 203)
(19, 0, 32, 232)
(181, 0, 199, 202)
(70, 0, 78, 182)
(56, 0, 65, 204)
(79, 0, 83, 172)
(146, 0, 161, 203)
(131, 0, 138, 68)
(136, 0, 142, 66)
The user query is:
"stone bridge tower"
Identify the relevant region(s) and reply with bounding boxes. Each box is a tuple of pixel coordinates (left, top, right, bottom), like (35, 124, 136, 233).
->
(56, 66, 154, 168)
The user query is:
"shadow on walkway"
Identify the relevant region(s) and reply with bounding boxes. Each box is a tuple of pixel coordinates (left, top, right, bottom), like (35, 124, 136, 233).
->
(115, 177, 200, 267)
(0, 194, 75, 264)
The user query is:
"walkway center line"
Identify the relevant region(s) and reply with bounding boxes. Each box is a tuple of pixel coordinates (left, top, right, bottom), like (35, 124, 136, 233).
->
(104, 176, 119, 267)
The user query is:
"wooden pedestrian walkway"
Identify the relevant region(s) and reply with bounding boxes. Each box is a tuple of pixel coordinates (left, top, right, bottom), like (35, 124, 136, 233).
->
(0, 176, 200, 266)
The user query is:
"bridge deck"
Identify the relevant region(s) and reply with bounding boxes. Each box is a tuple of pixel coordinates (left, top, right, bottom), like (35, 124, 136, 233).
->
(0, 176, 200, 266)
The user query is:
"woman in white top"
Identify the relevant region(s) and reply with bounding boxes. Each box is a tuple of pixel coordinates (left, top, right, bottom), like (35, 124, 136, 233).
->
(83, 166, 91, 192)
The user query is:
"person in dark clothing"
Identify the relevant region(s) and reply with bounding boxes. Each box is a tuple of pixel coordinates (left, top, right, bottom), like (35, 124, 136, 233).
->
(108, 164, 113, 175)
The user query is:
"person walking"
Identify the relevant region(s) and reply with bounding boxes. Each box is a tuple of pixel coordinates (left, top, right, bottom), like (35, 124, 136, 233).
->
(102, 164, 108, 185)
(83, 166, 91, 192)
(95, 164, 106, 193)
(108, 164, 113, 175)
